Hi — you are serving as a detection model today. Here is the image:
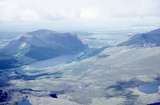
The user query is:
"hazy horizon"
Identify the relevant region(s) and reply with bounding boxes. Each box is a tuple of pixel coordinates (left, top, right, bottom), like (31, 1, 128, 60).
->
(0, 0, 160, 32)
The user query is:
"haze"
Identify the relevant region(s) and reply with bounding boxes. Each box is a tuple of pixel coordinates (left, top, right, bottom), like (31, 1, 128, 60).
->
(0, 0, 160, 31)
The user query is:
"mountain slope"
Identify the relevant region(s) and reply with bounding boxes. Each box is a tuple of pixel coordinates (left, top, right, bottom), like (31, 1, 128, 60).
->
(0, 29, 89, 69)
(1, 29, 88, 61)
(118, 28, 160, 47)
(12, 46, 160, 105)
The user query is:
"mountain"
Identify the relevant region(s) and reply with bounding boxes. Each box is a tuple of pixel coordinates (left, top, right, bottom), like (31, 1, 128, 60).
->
(118, 28, 160, 47)
(0, 29, 88, 68)
(1, 29, 88, 60)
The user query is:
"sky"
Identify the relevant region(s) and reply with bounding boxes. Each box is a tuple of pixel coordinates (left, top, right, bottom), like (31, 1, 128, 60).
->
(0, 0, 160, 31)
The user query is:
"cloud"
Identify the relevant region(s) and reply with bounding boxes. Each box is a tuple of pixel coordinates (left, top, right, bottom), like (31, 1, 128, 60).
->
(0, 0, 159, 30)
(80, 7, 100, 20)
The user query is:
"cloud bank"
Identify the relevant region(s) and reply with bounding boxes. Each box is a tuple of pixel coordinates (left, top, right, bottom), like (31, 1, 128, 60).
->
(0, 0, 160, 31)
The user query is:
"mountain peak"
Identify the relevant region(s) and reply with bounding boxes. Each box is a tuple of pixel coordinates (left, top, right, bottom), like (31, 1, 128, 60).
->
(27, 29, 57, 35)
(28, 29, 55, 34)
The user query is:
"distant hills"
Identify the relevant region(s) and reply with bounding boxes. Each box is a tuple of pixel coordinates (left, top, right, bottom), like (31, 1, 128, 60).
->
(1, 29, 88, 60)
(0, 29, 88, 69)
(118, 28, 160, 47)
(1, 28, 160, 69)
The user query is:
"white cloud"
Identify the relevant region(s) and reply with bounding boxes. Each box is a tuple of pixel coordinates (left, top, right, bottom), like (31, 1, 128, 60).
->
(0, 0, 159, 30)
(80, 7, 99, 20)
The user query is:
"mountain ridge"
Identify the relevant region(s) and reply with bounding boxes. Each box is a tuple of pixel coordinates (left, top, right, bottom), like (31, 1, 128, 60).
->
(118, 28, 160, 47)
(0, 29, 88, 69)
